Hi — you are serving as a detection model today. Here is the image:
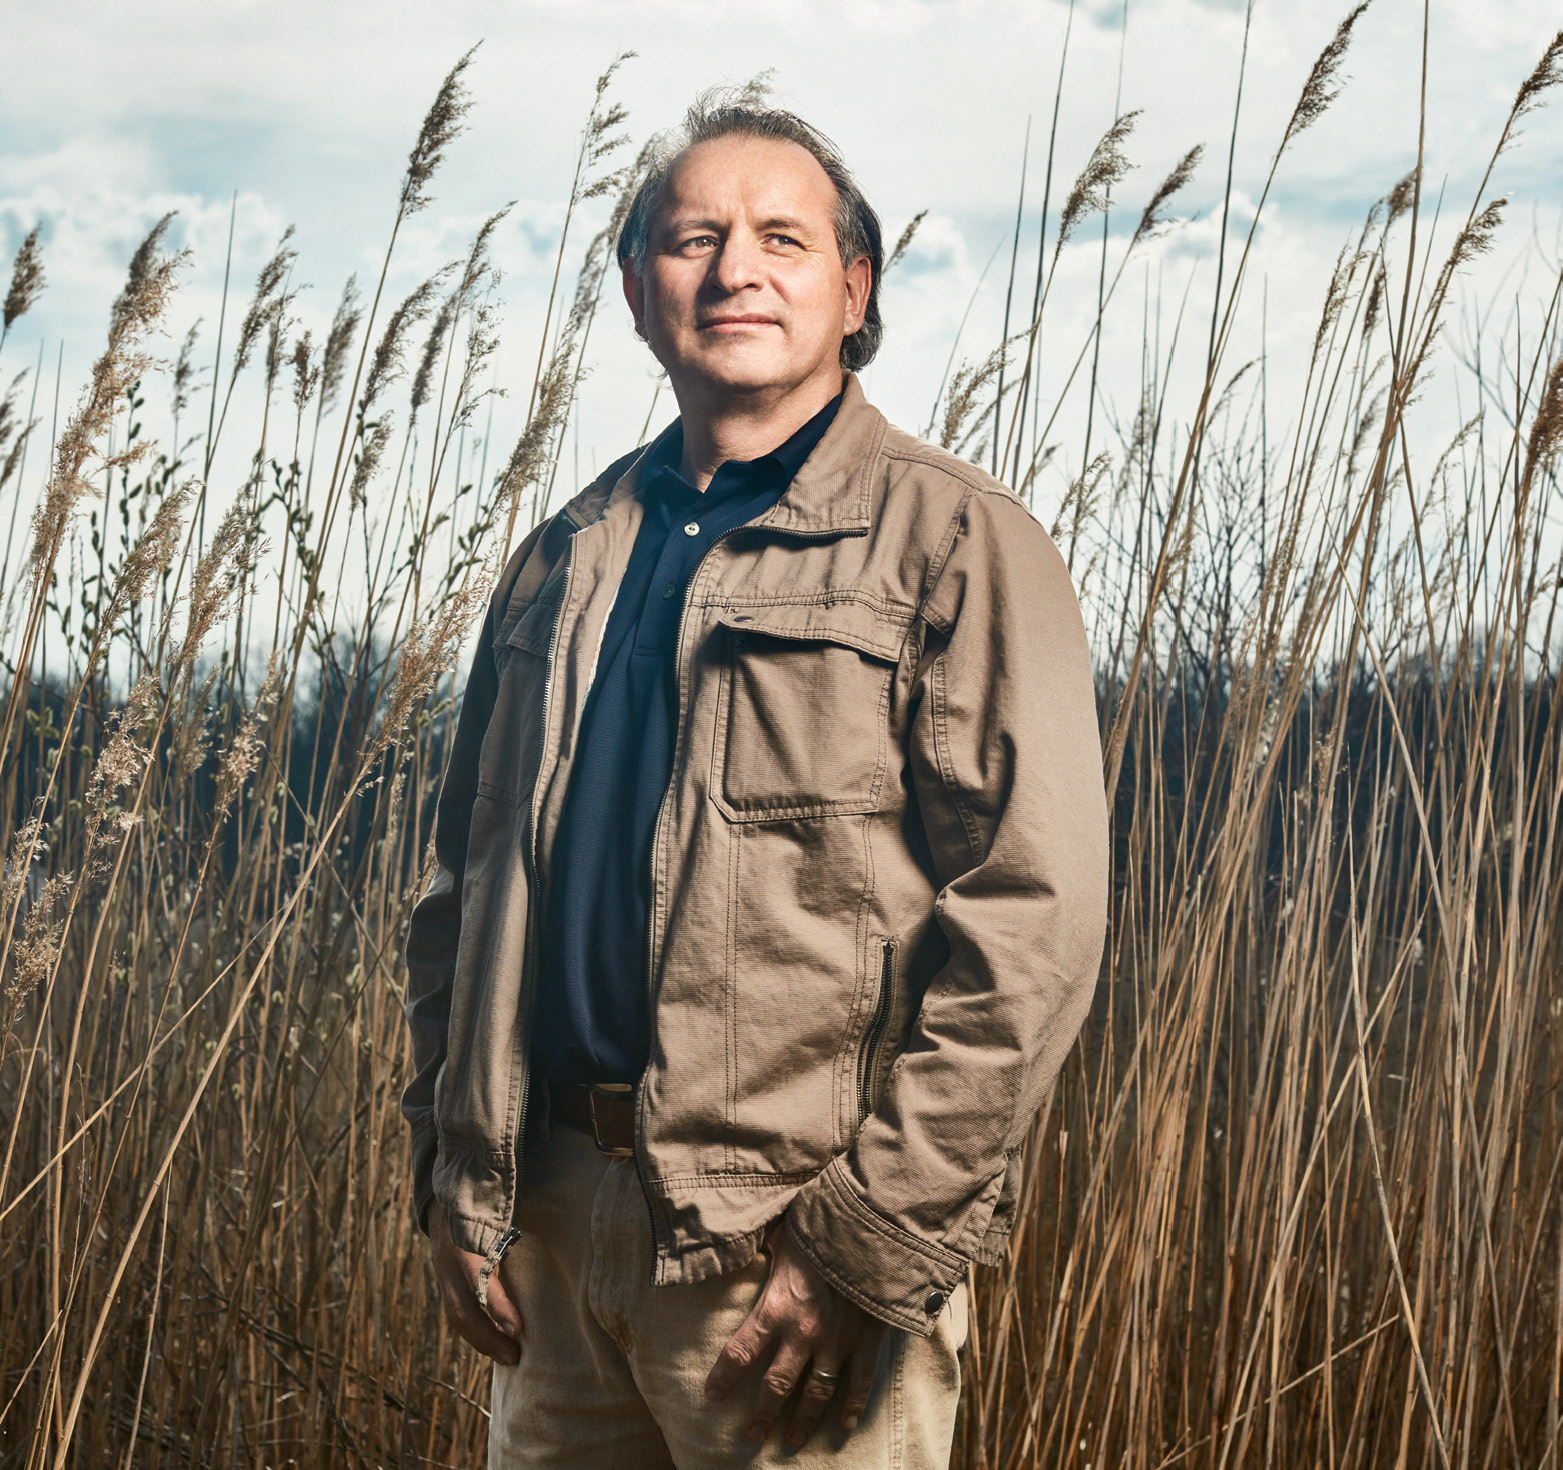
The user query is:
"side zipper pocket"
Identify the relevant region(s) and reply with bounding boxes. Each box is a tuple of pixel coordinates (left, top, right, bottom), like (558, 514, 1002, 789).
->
(856, 941, 896, 1127)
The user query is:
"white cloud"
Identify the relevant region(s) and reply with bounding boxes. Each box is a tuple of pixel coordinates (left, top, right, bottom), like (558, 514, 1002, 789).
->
(1, 0, 1558, 601)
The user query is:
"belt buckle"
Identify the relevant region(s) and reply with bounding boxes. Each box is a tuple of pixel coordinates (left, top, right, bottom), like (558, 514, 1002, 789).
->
(588, 1082, 636, 1157)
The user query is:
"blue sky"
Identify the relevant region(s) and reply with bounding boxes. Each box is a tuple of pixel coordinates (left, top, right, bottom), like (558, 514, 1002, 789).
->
(2, 0, 1559, 606)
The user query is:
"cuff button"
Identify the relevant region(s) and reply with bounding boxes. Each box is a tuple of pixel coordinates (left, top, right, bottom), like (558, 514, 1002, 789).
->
(924, 1290, 946, 1316)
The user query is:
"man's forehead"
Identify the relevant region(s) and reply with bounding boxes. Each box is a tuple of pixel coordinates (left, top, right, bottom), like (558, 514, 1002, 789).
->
(657, 134, 837, 220)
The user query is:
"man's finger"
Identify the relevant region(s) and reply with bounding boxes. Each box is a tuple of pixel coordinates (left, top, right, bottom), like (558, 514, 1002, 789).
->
(840, 1326, 885, 1431)
(484, 1262, 526, 1340)
(705, 1300, 777, 1403)
(747, 1336, 811, 1444)
(785, 1358, 841, 1447)
(440, 1282, 521, 1365)
(428, 1205, 522, 1364)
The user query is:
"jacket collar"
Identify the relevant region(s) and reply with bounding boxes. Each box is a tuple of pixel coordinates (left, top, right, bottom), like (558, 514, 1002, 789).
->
(556, 421, 675, 531)
(760, 373, 883, 533)
(556, 370, 885, 536)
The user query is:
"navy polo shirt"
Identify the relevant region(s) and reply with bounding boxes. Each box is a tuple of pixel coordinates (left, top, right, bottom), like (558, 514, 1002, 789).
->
(533, 393, 843, 1084)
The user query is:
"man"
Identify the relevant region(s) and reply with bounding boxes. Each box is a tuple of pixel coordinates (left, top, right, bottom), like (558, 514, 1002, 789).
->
(402, 93, 1109, 1468)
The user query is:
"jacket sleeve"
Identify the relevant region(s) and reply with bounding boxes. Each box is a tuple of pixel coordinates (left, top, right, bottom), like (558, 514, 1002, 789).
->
(785, 487, 1109, 1335)
(400, 527, 544, 1235)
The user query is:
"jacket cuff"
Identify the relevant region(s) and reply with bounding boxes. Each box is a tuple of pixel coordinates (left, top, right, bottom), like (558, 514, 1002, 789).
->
(784, 1156, 967, 1338)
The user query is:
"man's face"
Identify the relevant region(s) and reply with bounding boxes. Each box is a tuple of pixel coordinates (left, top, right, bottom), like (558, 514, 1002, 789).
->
(623, 134, 871, 404)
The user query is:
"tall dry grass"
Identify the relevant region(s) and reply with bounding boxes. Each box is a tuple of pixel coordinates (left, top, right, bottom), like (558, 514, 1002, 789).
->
(2, 14, 1561, 1468)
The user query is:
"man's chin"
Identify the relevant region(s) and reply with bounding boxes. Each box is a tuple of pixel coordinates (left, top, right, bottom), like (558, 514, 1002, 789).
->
(676, 354, 816, 400)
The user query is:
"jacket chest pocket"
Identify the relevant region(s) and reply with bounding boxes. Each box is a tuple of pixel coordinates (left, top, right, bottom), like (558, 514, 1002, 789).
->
(710, 601, 911, 822)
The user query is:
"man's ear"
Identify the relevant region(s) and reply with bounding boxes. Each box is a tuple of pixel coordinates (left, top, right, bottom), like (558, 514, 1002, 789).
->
(622, 263, 647, 341)
(842, 256, 872, 337)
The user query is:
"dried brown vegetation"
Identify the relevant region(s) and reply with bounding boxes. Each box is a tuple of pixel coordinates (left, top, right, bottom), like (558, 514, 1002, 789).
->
(1, 14, 1561, 1469)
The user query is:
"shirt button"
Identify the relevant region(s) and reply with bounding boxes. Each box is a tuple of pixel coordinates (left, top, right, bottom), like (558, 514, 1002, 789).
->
(683, 521, 700, 536)
(661, 584, 676, 600)
(924, 1290, 946, 1316)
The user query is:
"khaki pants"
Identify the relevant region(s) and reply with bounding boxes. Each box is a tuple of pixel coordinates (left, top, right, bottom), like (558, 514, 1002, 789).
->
(489, 1120, 967, 1468)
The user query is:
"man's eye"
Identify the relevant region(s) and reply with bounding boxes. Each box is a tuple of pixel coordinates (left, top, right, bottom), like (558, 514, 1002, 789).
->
(768, 234, 802, 248)
(679, 235, 718, 252)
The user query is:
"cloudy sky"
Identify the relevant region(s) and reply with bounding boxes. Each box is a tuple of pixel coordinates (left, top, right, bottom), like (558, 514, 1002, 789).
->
(2, 0, 1559, 599)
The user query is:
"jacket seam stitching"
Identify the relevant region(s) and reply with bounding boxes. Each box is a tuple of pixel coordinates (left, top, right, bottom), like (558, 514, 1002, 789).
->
(698, 589, 916, 617)
(911, 486, 978, 634)
(784, 1216, 927, 1335)
(648, 1169, 821, 1189)
(879, 445, 1022, 500)
(823, 1160, 965, 1272)
(930, 652, 986, 864)
(724, 823, 740, 1171)
(849, 813, 877, 1150)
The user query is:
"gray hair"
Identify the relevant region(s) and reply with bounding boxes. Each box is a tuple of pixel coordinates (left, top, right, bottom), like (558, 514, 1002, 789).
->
(616, 90, 884, 372)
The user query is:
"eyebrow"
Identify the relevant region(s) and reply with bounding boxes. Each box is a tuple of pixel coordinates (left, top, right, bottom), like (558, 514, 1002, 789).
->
(659, 214, 814, 236)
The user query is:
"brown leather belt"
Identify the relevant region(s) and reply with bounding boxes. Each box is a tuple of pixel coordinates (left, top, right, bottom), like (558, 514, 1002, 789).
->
(539, 1081, 637, 1156)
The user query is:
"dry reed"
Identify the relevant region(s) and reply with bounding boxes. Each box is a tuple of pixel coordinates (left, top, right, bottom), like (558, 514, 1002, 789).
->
(1, 15, 1560, 1470)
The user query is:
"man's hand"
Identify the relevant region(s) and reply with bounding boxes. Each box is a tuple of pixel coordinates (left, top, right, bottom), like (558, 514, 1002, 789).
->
(705, 1223, 887, 1446)
(428, 1204, 524, 1365)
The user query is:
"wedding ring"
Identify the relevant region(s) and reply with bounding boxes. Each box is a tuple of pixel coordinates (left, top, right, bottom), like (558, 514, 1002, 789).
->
(808, 1365, 841, 1386)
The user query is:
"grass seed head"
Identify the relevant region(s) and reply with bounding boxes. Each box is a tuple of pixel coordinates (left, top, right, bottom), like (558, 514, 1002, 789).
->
(1057, 111, 1141, 255)
(360, 276, 441, 416)
(401, 46, 478, 218)
(4, 223, 46, 332)
(457, 206, 512, 305)
(291, 331, 319, 415)
(99, 481, 193, 647)
(1452, 196, 1507, 272)
(110, 213, 177, 341)
(179, 499, 256, 674)
(0, 371, 22, 452)
(369, 560, 494, 773)
(1134, 144, 1203, 245)
(172, 319, 201, 421)
(1050, 451, 1110, 549)
(1386, 166, 1419, 223)
(937, 336, 1023, 453)
(82, 677, 158, 877)
(885, 210, 928, 273)
(214, 656, 282, 814)
(321, 276, 362, 413)
(29, 217, 184, 590)
(170, 665, 221, 784)
(578, 53, 636, 198)
(1504, 29, 1563, 148)
(4, 874, 70, 1039)
(1524, 357, 1563, 481)
(0, 415, 34, 496)
(411, 295, 457, 418)
(1282, 2, 1373, 150)
(231, 227, 297, 381)
(496, 340, 583, 524)
(350, 417, 394, 511)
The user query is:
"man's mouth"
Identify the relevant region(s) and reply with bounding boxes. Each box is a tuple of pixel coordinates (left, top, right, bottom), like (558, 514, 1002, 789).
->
(699, 315, 778, 329)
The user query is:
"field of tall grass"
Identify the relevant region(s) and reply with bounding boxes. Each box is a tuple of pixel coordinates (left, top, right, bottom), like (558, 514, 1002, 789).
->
(2, 9, 1562, 1467)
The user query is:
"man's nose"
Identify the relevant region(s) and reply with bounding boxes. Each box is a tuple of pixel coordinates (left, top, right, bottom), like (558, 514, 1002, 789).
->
(709, 232, 764, 294)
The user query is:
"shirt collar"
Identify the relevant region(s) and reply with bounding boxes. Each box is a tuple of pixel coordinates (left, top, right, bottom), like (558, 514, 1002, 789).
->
(645, 391, 844, 505)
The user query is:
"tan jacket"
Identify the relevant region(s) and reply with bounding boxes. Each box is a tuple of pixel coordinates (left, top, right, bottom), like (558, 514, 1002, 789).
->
(402, 374, 1109, 1336)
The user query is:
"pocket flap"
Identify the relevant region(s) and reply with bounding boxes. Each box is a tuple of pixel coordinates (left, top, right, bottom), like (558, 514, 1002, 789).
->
(715, 599, 911, 664)
(497, 596, 559, 656)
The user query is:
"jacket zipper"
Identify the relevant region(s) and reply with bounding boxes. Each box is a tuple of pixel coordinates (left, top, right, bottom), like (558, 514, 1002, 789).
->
(856, 940, 895, 1125)
(479, 539, 577, 1296)
(635, 517, 869, 1282)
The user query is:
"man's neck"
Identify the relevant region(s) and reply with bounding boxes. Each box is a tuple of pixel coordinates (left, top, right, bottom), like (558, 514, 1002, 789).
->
(673, 371, 844, 491)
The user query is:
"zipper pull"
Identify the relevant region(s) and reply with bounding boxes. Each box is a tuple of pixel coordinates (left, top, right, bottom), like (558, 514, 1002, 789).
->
(476, 1226, 523, 1315)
